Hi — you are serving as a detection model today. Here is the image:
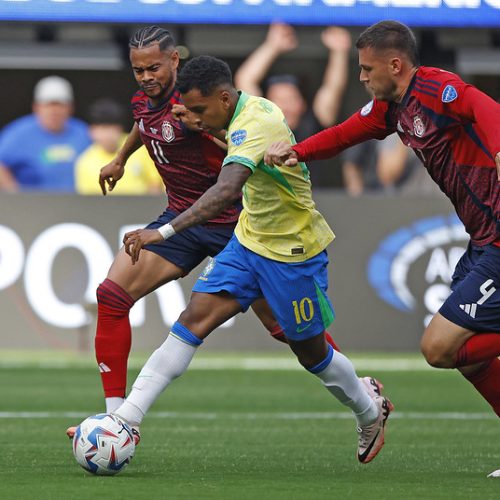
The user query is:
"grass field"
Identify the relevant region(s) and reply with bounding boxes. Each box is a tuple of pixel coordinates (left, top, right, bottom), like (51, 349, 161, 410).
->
(0, 351, 499, 500)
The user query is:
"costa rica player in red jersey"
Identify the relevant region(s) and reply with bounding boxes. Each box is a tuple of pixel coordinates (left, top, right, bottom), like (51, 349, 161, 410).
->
(67, 26, 361, 439)
(265, 21, 500, 426)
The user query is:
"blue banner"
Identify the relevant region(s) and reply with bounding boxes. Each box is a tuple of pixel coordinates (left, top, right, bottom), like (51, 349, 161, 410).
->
(0, 0, 499, 27)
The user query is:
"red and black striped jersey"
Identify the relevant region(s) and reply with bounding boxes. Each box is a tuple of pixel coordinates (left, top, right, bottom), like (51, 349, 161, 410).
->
(131, 88, 240, 226)
(294, 66, 500, 246)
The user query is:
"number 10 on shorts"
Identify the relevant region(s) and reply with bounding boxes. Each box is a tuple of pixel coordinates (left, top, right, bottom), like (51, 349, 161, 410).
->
(292, 297, 314, 325)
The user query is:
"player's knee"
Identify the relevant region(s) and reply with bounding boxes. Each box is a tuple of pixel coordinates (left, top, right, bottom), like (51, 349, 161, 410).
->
(177, 307, 214, 337)
(420, 331, 455, 368)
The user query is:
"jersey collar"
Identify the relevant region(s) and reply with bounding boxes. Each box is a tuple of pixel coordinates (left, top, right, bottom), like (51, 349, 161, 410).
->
(228, 91, 250, 128)
(400, 69, 419, 108)
(146, 86, 178, 111)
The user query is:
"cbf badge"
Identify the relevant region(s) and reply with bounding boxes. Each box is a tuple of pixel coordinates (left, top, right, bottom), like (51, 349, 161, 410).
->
(162, 121, 175, 142)
(199, 257, 216, 281)
(413, 116, 426, 138)
(230, 129, 247, 146)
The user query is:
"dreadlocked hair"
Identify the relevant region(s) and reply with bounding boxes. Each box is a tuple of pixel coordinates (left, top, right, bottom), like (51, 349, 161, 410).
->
(129, 26, 175, 52)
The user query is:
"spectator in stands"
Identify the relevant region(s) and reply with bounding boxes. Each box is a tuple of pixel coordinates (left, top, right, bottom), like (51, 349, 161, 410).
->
(0, 76, 90, 192)
(342, 134, 441, 196)
(234, 23, 351, 187)
(75, 98, 161, 195)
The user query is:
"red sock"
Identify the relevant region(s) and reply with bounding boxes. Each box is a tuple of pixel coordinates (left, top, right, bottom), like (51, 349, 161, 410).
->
(95, 279, 135, 398)
(269, 325, 340, 351)
(461, 358, 500, 417)
(455, 333, 500, 366)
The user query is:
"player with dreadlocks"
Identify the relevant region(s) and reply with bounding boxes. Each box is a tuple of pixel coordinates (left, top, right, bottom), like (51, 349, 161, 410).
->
(66, 26, 382, 441)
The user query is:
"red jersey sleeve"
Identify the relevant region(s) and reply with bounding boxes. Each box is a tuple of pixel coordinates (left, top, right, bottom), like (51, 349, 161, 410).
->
(437, 76, 500, 159)
(292, 99, 394, 162)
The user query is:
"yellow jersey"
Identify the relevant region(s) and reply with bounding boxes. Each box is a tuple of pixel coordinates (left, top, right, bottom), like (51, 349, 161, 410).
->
(223, 92, 334, 262)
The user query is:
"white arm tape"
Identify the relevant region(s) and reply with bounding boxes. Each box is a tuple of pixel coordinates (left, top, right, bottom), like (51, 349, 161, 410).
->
(157, 223, 176, 240)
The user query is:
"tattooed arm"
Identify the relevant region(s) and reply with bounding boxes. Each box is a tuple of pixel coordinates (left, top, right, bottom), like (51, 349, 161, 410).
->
(123, 163, 250, 263)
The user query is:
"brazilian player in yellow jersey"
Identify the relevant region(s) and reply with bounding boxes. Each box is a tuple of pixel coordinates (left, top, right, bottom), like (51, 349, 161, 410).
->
(222, 91, 333, 262)
(119, 55, 393, 464)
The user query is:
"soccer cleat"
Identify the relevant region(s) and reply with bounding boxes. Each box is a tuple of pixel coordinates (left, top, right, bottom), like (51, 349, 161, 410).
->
(359, 376, 383, 398)
(487, 469, 500, 478)
(66, 422, 141, 446)
(357, 395, 394, 464)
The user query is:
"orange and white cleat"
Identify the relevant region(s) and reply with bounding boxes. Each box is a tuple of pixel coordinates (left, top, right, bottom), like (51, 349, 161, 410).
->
(359, 376, 383, 398)
(357, 395, 394, 464)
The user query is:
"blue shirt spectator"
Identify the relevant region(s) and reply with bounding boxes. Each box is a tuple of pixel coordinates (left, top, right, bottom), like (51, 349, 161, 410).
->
(0, 76, 90, 192)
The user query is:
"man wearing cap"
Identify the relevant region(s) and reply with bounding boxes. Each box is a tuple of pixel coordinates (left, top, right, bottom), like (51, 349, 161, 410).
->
(0, 75, 90, 192)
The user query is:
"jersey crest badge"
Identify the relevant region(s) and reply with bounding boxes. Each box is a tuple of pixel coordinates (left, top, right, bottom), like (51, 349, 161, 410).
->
(230, 129, 247, 146)
(199, 257, 216, 280)
(360, 100, 373, 116)
(413, 116, 426, 138)
(441, 85, 458, 103)
(162, 121, 175, 143)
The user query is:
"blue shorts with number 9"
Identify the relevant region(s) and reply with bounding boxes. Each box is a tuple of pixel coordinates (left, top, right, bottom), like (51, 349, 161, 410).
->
(193, 235, 335, 340)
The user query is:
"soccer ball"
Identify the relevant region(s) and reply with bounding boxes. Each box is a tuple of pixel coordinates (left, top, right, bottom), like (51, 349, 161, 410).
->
(72, 413, 135, 475)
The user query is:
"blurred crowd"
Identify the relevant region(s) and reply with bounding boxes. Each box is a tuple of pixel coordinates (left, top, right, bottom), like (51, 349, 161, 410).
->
(0, 23, 441, 197)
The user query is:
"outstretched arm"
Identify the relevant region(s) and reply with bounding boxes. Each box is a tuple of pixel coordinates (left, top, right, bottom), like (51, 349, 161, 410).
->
(123, 163, 251, 263)
(313, 27, 352, 128)
(99, 123, 143, 195)
(234, 23, 298, 96)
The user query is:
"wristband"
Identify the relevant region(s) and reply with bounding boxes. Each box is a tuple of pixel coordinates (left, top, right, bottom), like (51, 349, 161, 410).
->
(157, 223, 176, 240)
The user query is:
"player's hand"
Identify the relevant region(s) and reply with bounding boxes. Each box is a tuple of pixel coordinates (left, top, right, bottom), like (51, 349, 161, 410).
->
(123, 229, 163, 264)
(172, 104, 204, 132)
(99, 160, 125, 195)
(265, 23, 298, 54)
(264, 141, 299, 167)
(321, 27, 352, 52)
(495, 152, 500, 181)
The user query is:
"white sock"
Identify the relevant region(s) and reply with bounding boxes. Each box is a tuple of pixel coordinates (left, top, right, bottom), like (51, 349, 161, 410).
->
(105, 397, 124, 414)
(115, 333, 199, 426)
(313, 349, 379, 427)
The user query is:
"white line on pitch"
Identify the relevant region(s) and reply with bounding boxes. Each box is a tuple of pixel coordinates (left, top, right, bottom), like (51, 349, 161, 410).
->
(0, 411, 494, 420)
(0, 357, 432, 371)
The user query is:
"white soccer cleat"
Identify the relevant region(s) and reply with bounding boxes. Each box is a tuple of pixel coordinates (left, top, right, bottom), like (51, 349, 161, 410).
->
(487, 469, 500, 478)
(357, 395, 394, 464)
(359, 376, 383, 398)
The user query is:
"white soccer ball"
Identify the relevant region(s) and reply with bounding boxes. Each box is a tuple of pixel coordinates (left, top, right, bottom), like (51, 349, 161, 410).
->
(72, 413, 135, 475)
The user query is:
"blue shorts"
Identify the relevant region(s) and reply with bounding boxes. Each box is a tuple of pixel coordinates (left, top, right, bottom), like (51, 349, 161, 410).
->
(193, 235, 335, 340)
(439, 243, 500, 332)
(144, 209, 235, 274)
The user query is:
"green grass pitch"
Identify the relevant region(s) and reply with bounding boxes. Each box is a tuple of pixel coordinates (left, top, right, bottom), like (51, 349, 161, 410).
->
(0, 352, 498, 499)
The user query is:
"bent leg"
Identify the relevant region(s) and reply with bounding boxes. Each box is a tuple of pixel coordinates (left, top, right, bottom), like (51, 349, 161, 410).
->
(96, 247, 184, 410)
(178, 291, 244, 337)
(421, 313, 500, 416)
(289, 333, 379, 427)
(420, 313, 475, 368)
(116, 291, 242, 425)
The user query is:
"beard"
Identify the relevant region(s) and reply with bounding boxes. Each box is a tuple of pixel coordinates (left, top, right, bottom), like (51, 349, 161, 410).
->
(142, 74, 175, 100)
